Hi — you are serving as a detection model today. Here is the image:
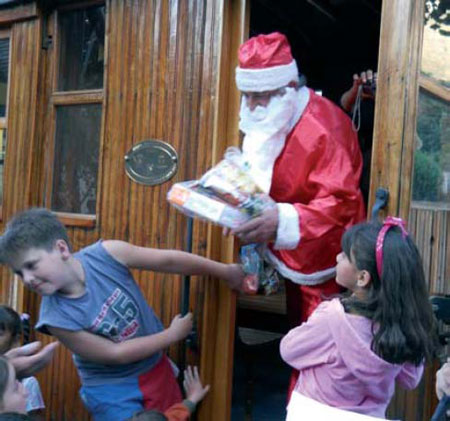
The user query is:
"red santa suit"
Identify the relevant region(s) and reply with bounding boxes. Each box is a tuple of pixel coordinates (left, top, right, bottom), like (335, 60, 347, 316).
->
(265, 88, 366, 325)
(236, 32, 366, 396)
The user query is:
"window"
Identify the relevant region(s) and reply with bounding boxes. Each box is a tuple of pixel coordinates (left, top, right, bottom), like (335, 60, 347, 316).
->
(58, 6, 105, 91)
(411, 5, 450, 204)
(0, 33, 10, 214)
(52, 104, 101, 214)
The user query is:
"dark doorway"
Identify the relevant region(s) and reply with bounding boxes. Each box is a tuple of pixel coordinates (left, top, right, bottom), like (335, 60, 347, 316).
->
(249, 0, 382, 103)
(231, 1, 382, 419)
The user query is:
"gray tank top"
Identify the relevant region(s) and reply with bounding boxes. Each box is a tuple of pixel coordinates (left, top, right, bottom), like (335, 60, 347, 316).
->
(36, 240, 164, 385)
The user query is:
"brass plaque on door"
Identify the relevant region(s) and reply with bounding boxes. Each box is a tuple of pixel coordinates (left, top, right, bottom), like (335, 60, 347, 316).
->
(124, 140, 178, 186)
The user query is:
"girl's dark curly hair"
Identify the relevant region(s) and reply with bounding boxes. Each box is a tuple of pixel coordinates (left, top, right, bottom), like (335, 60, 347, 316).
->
(0, 306, 21, 354)
(341, 221, 438, 365)
(0, 357, 10, 409)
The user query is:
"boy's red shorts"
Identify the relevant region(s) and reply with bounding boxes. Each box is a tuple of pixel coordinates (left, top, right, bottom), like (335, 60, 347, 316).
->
(139, 354, 183, 411)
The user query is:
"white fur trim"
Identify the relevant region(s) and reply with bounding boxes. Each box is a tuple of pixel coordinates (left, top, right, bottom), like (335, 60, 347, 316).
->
(274, 203, 300, 250)
(263, 248, 336, 285)
(291, 86, 310, 127)
(236, 60, 299, 92)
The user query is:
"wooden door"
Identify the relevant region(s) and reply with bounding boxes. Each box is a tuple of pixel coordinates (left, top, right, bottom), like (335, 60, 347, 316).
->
(0, 0, 248, 419)
(370, 0, 450, 419)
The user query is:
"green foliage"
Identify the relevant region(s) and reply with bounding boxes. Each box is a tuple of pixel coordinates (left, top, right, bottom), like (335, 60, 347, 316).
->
(425, 0, 450, 37)
(412, 150, 443, 201)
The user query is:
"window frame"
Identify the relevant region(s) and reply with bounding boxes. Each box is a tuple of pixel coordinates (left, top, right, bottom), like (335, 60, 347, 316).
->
(45, 4, 106, 227)
(419, 75, 450, 103)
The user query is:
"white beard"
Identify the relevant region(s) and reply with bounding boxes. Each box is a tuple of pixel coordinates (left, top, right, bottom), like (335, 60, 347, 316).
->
(240, 86, 308, 193)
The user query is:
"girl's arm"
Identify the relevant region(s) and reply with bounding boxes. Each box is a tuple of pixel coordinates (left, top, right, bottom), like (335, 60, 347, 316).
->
(280, 305, 332, 370)
(47, 313, 193, 365)
(102, 240, 245, 290)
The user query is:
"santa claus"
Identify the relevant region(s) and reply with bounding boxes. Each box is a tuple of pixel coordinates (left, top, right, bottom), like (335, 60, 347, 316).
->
(231, 32, 366, 394)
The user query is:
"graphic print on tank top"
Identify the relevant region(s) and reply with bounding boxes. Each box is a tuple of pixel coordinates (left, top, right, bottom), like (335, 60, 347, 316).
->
(89, 288, 139, 342)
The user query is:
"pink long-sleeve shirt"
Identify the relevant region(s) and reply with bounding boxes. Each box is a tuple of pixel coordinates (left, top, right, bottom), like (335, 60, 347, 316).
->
(280, 298, 423, 418)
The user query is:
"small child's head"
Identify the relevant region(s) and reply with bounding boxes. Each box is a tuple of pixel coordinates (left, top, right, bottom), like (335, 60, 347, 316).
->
(337, 218, 438, 364)
(0, 357, 27, 415)
(0, 208, 72, 296)
(0, 306, 21, 354)
(128, 410, 167, 421)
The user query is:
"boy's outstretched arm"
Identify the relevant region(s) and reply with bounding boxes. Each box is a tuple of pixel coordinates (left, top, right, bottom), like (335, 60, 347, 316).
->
(47, 312, 192, 365)
(103, 240, 244, 290)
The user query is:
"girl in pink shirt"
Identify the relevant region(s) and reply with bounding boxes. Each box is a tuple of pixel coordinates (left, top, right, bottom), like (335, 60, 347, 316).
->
(280, 218, 438, 418)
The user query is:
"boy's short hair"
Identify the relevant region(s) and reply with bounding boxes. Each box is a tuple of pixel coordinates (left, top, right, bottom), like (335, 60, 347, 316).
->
(0, 208, 70, 264)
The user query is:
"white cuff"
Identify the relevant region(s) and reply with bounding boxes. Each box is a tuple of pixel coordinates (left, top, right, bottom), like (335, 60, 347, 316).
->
(274, 203, 300, 250)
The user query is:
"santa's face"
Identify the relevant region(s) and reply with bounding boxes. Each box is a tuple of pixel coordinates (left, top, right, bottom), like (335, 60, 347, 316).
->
(242, 87, 287, 111)
(239, 86, 299, 136)
(239, 85, 302, 192)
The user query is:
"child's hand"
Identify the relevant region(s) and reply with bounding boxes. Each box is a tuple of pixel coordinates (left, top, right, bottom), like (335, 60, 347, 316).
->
(183, 365, 210, 405)
(224, 263, 245, 291)
(168, 313, 193, 342)
(6, 341, 59, 379)
(436, 358, 450, 400)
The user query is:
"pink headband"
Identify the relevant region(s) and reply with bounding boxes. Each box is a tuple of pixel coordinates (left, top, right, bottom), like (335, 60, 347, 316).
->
(375, 216, 408, 277)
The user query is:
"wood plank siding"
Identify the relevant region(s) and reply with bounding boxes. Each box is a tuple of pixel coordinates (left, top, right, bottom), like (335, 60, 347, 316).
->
(0, 1, 239, 419)
(1, 19, 41, 306)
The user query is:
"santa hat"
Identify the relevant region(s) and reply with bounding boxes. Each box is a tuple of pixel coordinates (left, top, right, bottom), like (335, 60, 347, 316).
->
(235, 32, 299, 92)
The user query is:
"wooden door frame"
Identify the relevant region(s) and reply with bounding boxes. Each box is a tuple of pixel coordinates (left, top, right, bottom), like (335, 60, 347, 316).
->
(368, 0, 425, 220)
(198, 1, 248, 420)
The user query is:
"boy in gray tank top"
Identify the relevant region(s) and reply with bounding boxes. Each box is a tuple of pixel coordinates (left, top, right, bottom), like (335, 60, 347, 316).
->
(0, 208, 244, 421)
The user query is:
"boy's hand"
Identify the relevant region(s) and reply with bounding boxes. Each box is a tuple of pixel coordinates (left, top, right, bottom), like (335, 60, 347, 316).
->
(225, 263, 245, 291)
(168, 313, 193, 342)
(183, 365, 210, 405)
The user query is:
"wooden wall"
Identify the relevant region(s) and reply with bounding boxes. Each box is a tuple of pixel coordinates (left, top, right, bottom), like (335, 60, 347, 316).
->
(410, 204, 450, 296)
(0, 1, 236, 419)
(0, 15, 41, 306)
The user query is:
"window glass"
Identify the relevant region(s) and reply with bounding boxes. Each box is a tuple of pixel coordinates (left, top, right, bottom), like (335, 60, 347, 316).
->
(0, 38, 9, 117)
(58, 5, 105, 91)
(413, 91, 450, 202)
(52, 104, 101, 214)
